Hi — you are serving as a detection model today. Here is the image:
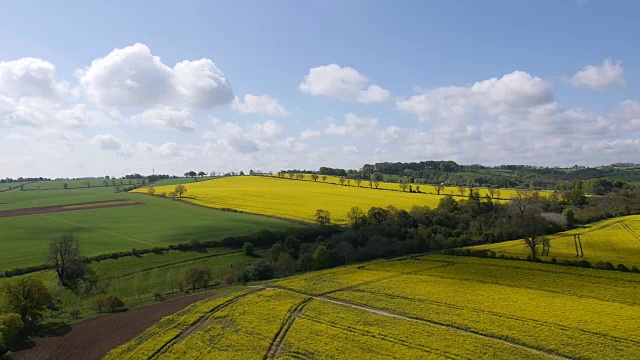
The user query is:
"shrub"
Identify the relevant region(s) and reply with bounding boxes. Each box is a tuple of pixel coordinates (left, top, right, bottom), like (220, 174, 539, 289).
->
(0, 313, 23, 352)
(616, 264, 630, 272)
(182, 266, 213, 291)
(92, 294, 124, 313)
(243, 242, 255, 256)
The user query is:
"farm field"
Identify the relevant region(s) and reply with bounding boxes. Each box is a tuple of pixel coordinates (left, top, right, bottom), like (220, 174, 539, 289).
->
(473, 215, 640, 267)
(136, 176, 457, 224)
(20, 178, 144, 190)
(148, 176, 217, 186)
(265, 174, 555, 199)
(0, 189, 294, 272)
(0, 247, 266, 307)
(107, 255, 640, 359)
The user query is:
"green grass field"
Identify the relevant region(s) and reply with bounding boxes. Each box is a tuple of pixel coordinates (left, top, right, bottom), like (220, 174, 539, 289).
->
(0, 189, 295, 272)
(19, 178, 144, 190)
(107, 254, 640, 359)
(472, 215, 640, 267)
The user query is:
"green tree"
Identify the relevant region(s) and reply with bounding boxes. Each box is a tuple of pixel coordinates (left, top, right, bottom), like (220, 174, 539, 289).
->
(198, 171, 206, 177)
(91, 294, 124, 313)
(314, 209, 331, 226)
(147, 186, 156, 196)
(248, 259, 274, 280)
(313, 245, 333, 270)
(243, 242, 255, 256)
(311, 174, 319, 182)
(2, 277, 52, 329)
(182, 266, 213, 291)
(346, 206, 366, 228)
(269, 241, 286, 260)
(174, 184, 187, 197)
(0, 313, 23, 352)
(273, 253, 296, 277)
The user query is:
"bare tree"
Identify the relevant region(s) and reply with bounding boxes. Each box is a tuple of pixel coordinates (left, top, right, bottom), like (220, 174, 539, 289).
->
(346, 206, 366, 228)
(311, 174, 319, 182)
(314, 209, 331, 226)
(433, 184, 444, 195)
(355, 179, 362, 187)
(48, 233, 82, 284)
(487, 188, 497, 199)
(339, 177, 345, 185)
(457, 186, 466, 197)
(374, 181, 380, 189)
(321, 175, 328, 182)
(368, 181, 373, 188)
(399, 184, 408, 192)
(510, 190, 547, 261)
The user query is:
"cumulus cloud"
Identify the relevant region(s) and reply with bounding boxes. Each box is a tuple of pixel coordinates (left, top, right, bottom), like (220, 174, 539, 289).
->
(299, 64, 390, 104)
(77, 43, 233, 108)
(131, 106, 195, 132)
(279, 137, 308, 152)
(300, 129, 321, 140)
(325, 113, 379, 136)
(56, 104, 119, 128)
(246, 120, 284, 140)
(342, 145, 359, 154)
(205, 119, 260, 154)
(570, 58, 625, 90)
(397, 71, 553, 122)
(610, 100, 640, 130)
(232, 94, 289, 116)
(90, 133, 125, 153)
(0, 57, 69, 99)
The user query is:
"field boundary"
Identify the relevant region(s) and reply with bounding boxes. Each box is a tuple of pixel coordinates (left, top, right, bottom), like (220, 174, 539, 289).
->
(149, 288, 264, 359)
(265, 285, 570, 359)
(0, 199, 143, 218)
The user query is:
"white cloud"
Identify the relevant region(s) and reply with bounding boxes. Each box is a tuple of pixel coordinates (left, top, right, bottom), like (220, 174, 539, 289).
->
(232, 94, 289, 116)
(299, 64, 390, 104)
(206, 118, 260, 154)
(325, 113, 379, 136)
(131, 106, 195, 132)
(570, 58, 625, 90)
(56, 104, 119, 128)
(0, 57, 68, 99)
(378, 126, 404, 143)
(610, 100, 640, 130)
(279, 137, 308, 152)
(300, 129, 321, 140)
(91, 134, 123, 150)
(246, 120, 284, 140)
(77, 43, 233, 108)
(397, 71, 553, 122)
(343, 145, 359, 154)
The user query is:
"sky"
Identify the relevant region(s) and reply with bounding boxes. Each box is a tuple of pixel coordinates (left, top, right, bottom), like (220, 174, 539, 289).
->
(1, 0, 639, 178)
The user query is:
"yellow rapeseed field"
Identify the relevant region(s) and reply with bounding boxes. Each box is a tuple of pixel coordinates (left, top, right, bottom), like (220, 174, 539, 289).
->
(135, 175, 540, 224)
(473, 215, 640, 267)
(109, 255, 640, 359)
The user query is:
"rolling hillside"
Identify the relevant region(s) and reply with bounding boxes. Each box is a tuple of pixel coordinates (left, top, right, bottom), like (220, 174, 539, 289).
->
(106, 254, 640, 359)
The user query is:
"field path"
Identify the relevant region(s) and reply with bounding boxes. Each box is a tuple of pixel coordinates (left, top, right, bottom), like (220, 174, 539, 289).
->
(265, 285, 569, 360)
(150, 288, 264, 359)
(264, 298, 312, 360)
(35, 213, 156, 247)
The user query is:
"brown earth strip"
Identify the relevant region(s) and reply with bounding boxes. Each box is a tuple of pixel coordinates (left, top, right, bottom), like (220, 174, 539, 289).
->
(10, 291, 220, 360)
(0, 200, 143, 218)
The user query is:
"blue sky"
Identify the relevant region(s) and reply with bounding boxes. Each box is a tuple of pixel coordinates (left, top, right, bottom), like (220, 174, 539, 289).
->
(1, 0, 639, 178)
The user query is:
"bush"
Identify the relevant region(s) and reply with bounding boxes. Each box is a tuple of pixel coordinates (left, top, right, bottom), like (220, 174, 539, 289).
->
(243, 242, 255, 256)
(616, 264, 630, 272)
(182, 266, 213, 291)
(0, 313, 23, 352)
(92, 294, 125, 313)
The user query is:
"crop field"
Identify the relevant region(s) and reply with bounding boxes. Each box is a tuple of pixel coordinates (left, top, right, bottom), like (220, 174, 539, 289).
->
(0, 247, 265, 306)
(135, 176, 557, 225)
(147, 177, 217, 186)
(134, 176, 456, 224)
(107, 255, 640, 359)
(265, 174, 554, 199)
(0, 189, 294, 272)
(473, 215, 640, 267)
(20, 178, 144, 190)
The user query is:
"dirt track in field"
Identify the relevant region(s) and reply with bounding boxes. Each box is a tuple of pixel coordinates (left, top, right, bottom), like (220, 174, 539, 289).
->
(11, 292, 218, 360)
(0, 200, 144, 218)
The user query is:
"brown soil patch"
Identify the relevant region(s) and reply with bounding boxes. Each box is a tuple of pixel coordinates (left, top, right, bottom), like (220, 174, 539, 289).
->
(11, 292, 217, 360)
(0, 200, 144, 218)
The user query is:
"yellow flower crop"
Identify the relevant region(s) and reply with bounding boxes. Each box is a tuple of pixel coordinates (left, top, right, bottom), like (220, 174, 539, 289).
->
(134, 175, 547, 224)
(473, 215, 640, 267)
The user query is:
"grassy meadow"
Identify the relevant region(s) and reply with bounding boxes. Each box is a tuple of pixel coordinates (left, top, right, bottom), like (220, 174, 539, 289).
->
(473, 215, 640, 267)
(0, 188, 295, 272)
(106, 254, 640, 359)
